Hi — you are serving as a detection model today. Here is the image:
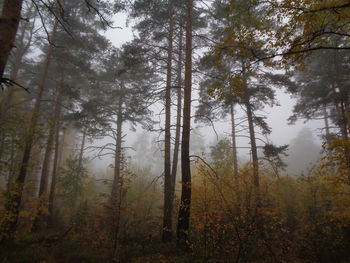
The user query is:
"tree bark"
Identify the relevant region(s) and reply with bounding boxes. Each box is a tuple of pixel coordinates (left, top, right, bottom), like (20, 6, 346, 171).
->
(112, 100, 123, 205)
(177, 0, 192, 246)
(170, 24, 183, 206)
(0, 0, 24, 80)
(245, 99, 259, 188)
(39, 88, 63, 198)
(32, 83, 63, 231)
(0, 4, 35, 181)
(0, 19, 58, 242)
(230, 103, 238, 179)
(323, 106, 330, 140)
(112, 97, 123, 262)
(47, 102, 63, 226)
(323, 105, 337, 175)
(162, 6, 174, 243)
(332, 48, 350, 181)
(78, 128, 87, 170)
(0, 5, 27, 120)
(339, 101, 350, 184)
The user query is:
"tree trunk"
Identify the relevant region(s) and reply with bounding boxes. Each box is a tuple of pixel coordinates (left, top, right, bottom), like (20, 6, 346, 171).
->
(177, 0, 192, 246)
(78, 128, 87, 170)
(32, 84, 63, 231)
(323, 105, 337, 175)
(162, 6, 174, 243)
(0, 7, 26, 119)
(245, 99, 259, 188)
(323, 106, 330, 140)
(170, 24, 183, 206)
(38, 88, 63, 198)
(112, 102, 123, 205)
(339, 101, 350, 184)
(112, 98, 123, 262)
(0, 4, 35, 181)
(230, 103, 238, 179)
(0, 0, 24, 80)
(7, 134, 16, 189)
(47, 103, 63, 226)
(0, 20, 58, 242)
(332, 48, 350, 181)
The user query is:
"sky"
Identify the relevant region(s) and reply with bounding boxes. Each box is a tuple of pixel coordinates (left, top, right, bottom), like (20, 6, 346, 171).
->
(89, 10, 325, 172)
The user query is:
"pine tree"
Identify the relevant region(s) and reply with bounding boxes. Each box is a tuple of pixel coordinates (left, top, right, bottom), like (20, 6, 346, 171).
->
(177, 0, 193, 246)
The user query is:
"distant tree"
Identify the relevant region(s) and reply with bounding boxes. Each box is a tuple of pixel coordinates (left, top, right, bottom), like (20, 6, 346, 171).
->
(285, 128, 320, 175)
(289, 48, 350, 177)
(57, 154, 88, 209)
(210, 138, 235, 174)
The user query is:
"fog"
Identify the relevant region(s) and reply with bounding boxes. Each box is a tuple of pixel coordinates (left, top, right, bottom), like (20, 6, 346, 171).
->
(1, 1, 348, 262)
(91, 15, 324, 176)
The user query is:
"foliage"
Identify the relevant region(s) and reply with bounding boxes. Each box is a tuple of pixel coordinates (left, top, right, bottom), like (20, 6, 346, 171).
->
(57, 155, 89, 208)
(0, 0, 350, 262)
(189, 154, 350, 262)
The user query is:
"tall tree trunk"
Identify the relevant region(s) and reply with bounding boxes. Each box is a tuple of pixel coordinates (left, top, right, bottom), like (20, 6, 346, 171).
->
(112, 101, 123, 207)
(0, 4, 35, 181)
(112, 98, 123, 262)
(32, 84, 63, 231)
(0, 20, 58, 242)
(47, 102, 63, 226)
(177, 0, 192, 246)
(7, 134, 16, 189)
(38, 87, 63, 198)
(339, 101, 350, 184)
(0, 0, 24, 80)
(170, 25, 183, 204)
(230, 103, 238, 179)
(345, 99, 350, 136)
(245, 99, 259, 188)
(323, 105, 336, 175)
(332, 48, 350, 181)
(323, 106, 330, 140)
(78, 128, 87, 170)
(162, 6, 174, 243)
(0, 9, 26, 120)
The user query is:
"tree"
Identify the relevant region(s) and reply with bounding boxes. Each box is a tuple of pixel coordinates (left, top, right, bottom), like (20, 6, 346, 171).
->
(170, 24, 184, 220)
(200, 0, 290, 188)
(289, 47, 350, 179)
(0, 0, 24, 83)
(196, 60, 240, 179)
(130, 0, 188, 242)
(33, 0, 109, 230)
(177, 0, 193, 246)
(0, 0, 114, 242)
(0, 15, 59, 244)
(285, 127, 320, 175)
(264, 0, 350, 60)
(0, 0, 116, 83)
(57, 154, 89, 209)
(163, 1, 174, 243)
(95, 43, 156, 260)
(0, 1, 37, 183)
